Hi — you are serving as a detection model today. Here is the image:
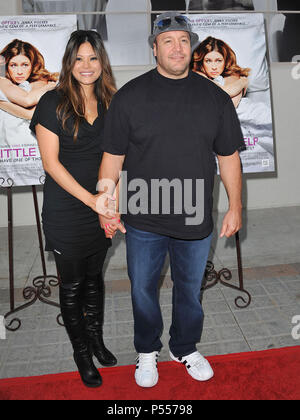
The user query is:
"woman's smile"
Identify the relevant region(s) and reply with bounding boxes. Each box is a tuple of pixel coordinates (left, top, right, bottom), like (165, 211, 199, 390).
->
(72, 42, 102, 86)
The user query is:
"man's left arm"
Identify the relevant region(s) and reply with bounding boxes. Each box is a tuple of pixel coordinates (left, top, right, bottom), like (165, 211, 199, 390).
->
(217, 150, 243, 238)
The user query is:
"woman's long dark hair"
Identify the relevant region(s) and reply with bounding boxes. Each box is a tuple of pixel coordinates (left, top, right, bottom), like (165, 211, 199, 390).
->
(0, 39, 58, 83)
(193, 36, 251, 78)
(56, 30, 116, 140)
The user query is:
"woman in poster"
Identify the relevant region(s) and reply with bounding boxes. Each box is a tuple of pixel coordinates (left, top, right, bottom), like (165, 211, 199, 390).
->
(30, 30, 118, 388)
(0, 39, 58, 148)
(193, 36, 250, 108)
(193, 36, 274, 168)
(0, 39, 58, 118)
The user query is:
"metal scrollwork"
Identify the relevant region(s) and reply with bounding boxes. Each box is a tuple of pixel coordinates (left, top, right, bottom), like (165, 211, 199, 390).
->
(202, 262, 251, 309)
(0, 177, 14, 188)
(202, 233, 252, 309)
(4, 275, 62, 332)
(4, 316, 21, 332)
(57, 313, 64, 327)
(203, 261, 218, 289)
(234, 292, 252, 309)
(218, 267, 251, 308)
(4, 184, 62, 332)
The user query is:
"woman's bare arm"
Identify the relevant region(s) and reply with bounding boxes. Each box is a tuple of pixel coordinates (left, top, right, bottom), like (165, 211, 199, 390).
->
(0, 77, 56, 108)
(195, 71, 248, 103)
(0, 100, 35, 119)
(222, 76, 248, 98)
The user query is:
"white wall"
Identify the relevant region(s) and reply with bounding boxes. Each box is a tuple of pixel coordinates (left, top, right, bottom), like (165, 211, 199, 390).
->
(1, 2, 300, 227)
(0, 0, 22, 15)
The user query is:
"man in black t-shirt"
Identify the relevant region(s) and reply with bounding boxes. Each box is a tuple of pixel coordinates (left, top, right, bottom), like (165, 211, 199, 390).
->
(98, 12, 244, 388)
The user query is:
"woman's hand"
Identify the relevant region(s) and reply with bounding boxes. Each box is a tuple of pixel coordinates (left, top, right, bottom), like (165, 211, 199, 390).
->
(45, 81, 57, 91)
(99, 214, 126, 238)
(240, 76, 248, 85)
(31, 80, 57, 93)
(88, 192, 117, 218)
(240, 76, 249, 95)
(81, 190, 118, 222)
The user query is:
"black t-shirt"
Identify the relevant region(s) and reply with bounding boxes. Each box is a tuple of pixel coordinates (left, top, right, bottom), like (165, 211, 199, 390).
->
(102, 69, 244, 240)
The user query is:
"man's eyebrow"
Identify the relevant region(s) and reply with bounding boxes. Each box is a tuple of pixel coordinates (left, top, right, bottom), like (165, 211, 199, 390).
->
(162, 34, 189, 40)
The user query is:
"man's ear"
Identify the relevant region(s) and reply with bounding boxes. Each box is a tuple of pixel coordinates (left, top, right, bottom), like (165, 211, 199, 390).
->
(153, 41, 157, 58)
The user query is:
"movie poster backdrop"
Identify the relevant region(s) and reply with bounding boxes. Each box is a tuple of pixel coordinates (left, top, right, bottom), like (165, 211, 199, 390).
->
(0, 15, 77, 187)
(189, 13, 275, 173)
(18, 6, 276, 174)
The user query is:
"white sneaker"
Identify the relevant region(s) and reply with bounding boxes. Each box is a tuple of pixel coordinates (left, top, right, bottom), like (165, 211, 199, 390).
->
(135, 351, 159, 388)
(170, 350, 214, 381)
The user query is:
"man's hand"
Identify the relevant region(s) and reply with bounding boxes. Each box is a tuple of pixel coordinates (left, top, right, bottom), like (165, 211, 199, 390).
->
(217, 151, 243, 239)
(220, 208, 242, 238)
(89, 192, 117, 218)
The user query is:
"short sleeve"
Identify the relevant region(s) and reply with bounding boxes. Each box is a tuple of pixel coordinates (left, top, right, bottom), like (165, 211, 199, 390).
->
(30, 90, 60, 136)
(213, 97, 245, 156)
(102, 92, 130, 155)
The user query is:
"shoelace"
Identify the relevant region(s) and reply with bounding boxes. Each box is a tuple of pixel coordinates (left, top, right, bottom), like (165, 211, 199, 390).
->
(185, 352, 207, 369)
(136, 352, 158, 370)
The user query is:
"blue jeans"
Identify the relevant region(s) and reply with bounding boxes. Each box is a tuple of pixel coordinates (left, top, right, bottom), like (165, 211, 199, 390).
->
(125, 223, 212, 357)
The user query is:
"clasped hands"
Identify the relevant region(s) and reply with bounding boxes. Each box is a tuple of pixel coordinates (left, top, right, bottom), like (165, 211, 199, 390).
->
(94, 191, 126, 239)
(92, 191, 241, 240)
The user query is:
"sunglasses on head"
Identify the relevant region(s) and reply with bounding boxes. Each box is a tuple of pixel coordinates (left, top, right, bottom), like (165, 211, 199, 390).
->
(156, 15, 190, 30)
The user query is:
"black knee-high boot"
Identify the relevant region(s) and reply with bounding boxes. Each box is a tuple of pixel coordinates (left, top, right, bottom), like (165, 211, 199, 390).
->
(84, 272, 117, 367)
(59, 279, 102, 388)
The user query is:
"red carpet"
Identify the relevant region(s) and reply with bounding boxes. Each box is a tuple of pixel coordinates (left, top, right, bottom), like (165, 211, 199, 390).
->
(0, 347, 299, 401)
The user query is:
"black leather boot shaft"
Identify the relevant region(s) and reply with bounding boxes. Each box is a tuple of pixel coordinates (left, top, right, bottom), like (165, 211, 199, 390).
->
(84, 273, 117, 367)
(59, 281, 102, 387)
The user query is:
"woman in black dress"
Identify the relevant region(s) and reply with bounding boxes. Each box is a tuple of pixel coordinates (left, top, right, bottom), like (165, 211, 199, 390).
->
(30, 30, 117, 388)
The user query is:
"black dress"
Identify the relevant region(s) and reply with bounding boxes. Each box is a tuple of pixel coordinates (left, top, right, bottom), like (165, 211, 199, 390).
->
(30, 89, 110, 259)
